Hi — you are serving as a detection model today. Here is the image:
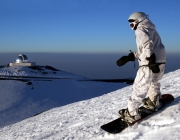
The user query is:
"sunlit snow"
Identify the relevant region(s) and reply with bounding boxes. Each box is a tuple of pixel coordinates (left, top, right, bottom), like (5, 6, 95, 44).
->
(0, 66, 180, 140)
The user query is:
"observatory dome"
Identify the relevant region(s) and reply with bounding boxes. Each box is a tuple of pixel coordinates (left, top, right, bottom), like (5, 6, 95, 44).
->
(9, 54, 36, 66)
(16, 54, 29, 63)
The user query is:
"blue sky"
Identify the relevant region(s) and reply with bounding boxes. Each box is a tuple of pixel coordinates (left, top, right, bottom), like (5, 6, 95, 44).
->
(0, 0, 180, 53)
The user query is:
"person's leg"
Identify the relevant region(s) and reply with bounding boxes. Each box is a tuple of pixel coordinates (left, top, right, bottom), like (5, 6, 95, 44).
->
(120, 65, 165, 123)
(148, 64, 165, 101)
(143, 64, 165, 110)
(128, 66, 153, 116)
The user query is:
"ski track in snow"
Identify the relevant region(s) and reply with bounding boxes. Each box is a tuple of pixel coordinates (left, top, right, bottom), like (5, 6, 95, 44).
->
(0, 67, 180, 140)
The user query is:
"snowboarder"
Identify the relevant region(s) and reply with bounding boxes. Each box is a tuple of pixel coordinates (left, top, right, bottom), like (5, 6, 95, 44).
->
(116, 12, 166, 124)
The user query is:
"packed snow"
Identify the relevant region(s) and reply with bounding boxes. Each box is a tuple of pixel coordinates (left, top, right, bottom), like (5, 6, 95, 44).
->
(0, 66, 180, 140)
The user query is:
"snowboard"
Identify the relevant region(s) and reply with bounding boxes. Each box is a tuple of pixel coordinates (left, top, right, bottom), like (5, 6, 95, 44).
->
(101, 94, 174, 134)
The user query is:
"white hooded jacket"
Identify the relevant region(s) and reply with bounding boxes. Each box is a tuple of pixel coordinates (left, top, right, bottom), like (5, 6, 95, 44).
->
(134, 18, 166, 66)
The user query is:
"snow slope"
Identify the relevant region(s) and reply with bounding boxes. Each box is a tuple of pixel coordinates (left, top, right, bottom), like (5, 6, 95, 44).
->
(0, 66, 127, 128)
(0, 67, 180, 140)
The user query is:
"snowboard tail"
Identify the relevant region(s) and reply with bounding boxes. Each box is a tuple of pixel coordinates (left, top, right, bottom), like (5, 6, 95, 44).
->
(100, 94, 174, 134)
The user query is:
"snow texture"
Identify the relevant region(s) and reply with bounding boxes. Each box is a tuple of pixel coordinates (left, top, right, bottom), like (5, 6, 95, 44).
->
(0, 66, 180, 140)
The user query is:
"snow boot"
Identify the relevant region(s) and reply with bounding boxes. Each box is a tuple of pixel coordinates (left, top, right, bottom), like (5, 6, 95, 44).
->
(119, 108, 141, 124)
(142, 94, 162, 112)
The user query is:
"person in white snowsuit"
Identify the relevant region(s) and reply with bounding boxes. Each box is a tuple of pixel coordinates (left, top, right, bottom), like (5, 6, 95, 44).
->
(117, 12, 166, 123)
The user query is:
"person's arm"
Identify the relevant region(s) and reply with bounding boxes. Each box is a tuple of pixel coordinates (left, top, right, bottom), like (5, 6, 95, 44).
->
(136, 29, 154, 59)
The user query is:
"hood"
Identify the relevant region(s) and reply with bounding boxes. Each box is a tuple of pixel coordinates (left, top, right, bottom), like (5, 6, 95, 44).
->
(137, 18, 156, 30)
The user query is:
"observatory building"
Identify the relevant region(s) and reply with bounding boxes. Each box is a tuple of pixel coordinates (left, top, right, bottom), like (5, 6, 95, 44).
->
(9, 54, 36, 66)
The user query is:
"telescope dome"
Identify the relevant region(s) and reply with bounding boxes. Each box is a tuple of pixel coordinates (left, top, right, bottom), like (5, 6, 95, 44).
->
(16, 54, 29, 63)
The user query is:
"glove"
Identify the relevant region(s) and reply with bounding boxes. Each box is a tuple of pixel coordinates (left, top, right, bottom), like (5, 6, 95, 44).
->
(146, 53, 160, 73)
(116, 52, 135, 67)
(128, 52, 136, 61)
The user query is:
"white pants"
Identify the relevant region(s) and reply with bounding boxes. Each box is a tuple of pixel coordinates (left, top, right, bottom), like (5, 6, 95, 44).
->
(128, 64, 165, 116)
